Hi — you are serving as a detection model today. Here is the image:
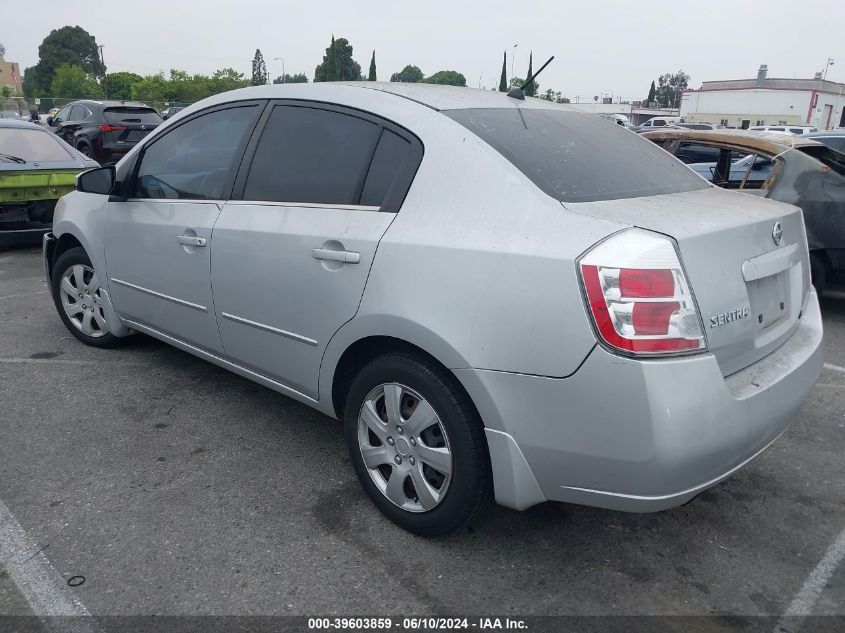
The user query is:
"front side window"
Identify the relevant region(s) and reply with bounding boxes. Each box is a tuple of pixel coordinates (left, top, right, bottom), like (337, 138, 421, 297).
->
(243, 105, 382, 206)
(445, 108, 707, 202)
(56, 106, 71, 122)
(132, 105, 257, 200)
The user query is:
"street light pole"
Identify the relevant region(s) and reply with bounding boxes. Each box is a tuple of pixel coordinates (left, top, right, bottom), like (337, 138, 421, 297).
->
(822, 57, 834, 81)
(274, 57, 285, 83)
(511, 44, 518, 82)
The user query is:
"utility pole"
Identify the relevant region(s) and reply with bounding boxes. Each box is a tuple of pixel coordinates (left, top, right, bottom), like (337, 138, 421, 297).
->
(274, 57, 285, 83)
(99, 45, 108, 98)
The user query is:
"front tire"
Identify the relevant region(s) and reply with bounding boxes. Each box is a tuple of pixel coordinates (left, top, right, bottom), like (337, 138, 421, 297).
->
(51, 247, 125, 348)
(344, 353, 492, 536)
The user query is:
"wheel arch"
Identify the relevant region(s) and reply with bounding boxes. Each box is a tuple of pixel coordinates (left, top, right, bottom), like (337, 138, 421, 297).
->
(319, 315, 474, 421)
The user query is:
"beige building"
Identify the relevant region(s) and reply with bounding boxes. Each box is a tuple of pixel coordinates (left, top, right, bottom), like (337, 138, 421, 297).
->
(681, 65, 845, 130)
(0, 57, 23, 95)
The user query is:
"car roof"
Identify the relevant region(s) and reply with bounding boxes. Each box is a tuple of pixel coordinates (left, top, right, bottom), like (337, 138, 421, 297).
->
(209, 82, 578, 113)
(641, 128, 825, 153)
(64, 99, 154, 109)
(0, 118, 48, 130)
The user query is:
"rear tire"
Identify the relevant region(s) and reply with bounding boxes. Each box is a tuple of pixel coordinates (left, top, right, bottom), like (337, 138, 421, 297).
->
(810, 253, 827, 294)
(344, 353, 492, 536)
(51, 247, 125, 348)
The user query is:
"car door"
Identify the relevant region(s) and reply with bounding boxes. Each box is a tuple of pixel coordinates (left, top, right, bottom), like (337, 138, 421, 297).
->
(104, 102, 263, 353)
(56, 104, 87, 145)
(52, 105, 74, 142)
(211, 102, 423, 398)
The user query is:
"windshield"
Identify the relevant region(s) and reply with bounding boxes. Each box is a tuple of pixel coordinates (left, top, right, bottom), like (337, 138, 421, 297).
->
(0, 127, 75, 162)
(445, 108, 708, 202)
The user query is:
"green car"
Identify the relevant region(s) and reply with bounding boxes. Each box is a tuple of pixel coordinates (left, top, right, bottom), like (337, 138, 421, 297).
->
(1, 119, 97, 245)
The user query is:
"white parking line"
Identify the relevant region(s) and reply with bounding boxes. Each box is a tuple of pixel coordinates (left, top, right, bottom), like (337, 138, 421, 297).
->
(775, 525, 845, 632)
(0, 498, 91, 617)
(823, 363, 845, 374)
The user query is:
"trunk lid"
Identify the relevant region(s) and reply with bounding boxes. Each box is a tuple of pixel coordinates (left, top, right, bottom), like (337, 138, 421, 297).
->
(567, 187, 810, 376)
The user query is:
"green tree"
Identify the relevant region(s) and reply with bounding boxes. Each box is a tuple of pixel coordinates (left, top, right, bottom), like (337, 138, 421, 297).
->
(523, 51, 537, 97)
(23, 26, 106, 97)
(314, 36, 362, 82)
(272, 73, 308, 84)
(368, 50, 377, 81)
(0, 42, 5, 59)
(655, 70, 689, 108)
(104, 72, 143, 100)
(421, 70, 466, 86)
(50, 64, 102, 99)
(209, 67, 250, 93)
(0, 85, 12, 110)
(251, 49, 268, 86)
(539, 88, 569, 103)
(498, 50, 507, 92)
(131, 73, 169, 107)
(390, 65, 424, 82)
(646, 80, 656, 106)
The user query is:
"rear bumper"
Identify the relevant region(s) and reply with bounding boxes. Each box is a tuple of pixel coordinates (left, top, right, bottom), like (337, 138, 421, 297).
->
(457, 290, 824, 511)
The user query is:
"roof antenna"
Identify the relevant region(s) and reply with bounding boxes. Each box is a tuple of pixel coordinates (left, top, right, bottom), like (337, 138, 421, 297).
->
(507, 55, 555, 100)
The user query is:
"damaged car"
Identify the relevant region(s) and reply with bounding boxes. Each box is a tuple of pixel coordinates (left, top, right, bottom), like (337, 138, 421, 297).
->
(1, 119, 97, 244)
(644, 129, 845, 291)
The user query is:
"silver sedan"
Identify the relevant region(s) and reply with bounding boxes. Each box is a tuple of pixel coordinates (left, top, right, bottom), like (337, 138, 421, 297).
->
(43, 83, 823, 535)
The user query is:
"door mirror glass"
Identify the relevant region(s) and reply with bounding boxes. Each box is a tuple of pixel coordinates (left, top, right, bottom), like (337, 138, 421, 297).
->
(76, 166, 115, 195)
(46, 116, 54, 126)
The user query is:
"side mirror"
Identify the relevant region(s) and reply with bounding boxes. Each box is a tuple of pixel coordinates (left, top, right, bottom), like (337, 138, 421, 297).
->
(46, 116, 54, 126)
(76, 166, 115, 195)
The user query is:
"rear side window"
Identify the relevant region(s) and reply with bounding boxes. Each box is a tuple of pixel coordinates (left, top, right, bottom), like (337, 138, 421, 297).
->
(244, 105, 381, 205)
(0, 128, 74, 162)
(359, 130, 412, 206)
(105, 107, 163, 126)
(675, 142, 722, 164)
(133, 105, 257, 200)
(445, 108, 707, 202)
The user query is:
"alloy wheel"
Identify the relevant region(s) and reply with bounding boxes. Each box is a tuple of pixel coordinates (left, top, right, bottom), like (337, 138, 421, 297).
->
(59, 264, 109, 337)
(357, 383, 453, 513)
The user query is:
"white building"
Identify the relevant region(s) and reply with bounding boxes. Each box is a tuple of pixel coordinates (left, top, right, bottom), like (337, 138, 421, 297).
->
(681, 65, 845, 130)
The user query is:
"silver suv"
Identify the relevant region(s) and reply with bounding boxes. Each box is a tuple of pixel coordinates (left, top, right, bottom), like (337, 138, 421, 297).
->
(43, 83, 824, 535)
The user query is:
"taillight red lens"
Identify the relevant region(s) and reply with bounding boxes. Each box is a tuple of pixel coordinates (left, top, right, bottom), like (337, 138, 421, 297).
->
(579, 230, 705, 356)
(99, 124, 126, 132)
(619, 268, 674, 298)
(632, 301, 680, 335)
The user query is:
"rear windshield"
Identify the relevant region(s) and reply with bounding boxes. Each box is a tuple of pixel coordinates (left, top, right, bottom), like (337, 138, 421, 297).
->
(444, 108, 707, 202)
(0, 127, 75, 162)
(103, 107, 163, 125)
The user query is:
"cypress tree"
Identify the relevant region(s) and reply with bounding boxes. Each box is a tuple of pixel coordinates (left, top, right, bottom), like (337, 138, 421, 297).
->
(524, 51, 534, 96)
(498, 50, 507, 92)
(368, 51, 377, 81)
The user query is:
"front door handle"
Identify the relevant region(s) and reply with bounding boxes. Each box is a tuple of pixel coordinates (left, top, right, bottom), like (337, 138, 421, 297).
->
(177, 235, 207, 247)
(312, 248, 360, 264)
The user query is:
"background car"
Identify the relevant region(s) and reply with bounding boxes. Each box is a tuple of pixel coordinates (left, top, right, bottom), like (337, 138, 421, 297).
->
(161, 106, 185, 120)
(0, 110, 22, 119)
(1, 119, 97, 244)
(748, 125, 819, 136)
(644, 129, 845, 290)
(47, 100, 163, 165)
(805, 129, 845, 153)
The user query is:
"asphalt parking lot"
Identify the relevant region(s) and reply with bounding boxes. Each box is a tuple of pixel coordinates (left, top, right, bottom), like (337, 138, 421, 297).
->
(1, 244, 844, 620)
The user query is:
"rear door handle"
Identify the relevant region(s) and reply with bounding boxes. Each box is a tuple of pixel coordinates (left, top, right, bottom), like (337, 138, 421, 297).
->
(177, 235, 207, 247)
(312, 248, 360, 264)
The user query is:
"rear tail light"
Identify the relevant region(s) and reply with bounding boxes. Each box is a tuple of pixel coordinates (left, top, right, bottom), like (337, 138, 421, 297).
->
(99, 124, 126, 132)
(579, 230, 705, 355)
